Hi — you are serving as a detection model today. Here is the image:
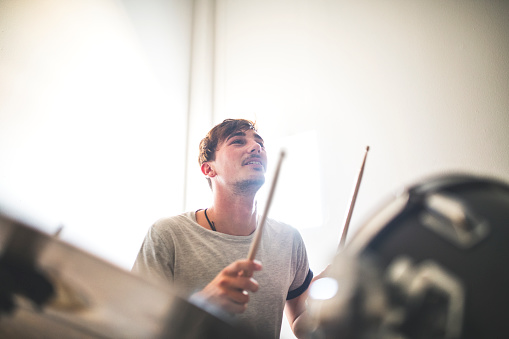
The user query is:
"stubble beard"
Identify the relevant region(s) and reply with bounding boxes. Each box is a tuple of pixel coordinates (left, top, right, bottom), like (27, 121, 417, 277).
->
(233, 177, 265, 196)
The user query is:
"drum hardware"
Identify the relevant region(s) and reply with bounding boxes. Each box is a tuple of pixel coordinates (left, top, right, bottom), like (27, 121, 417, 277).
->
(0, 228, 89, 316)
(308, 174, 509, 339)
(307, 254, 465, 339)
(0, 219, 56, 316)
(421, 193, 490, 248)
(385, 256, 465, 339)
(346, 191, 409, 256)
(307, 254, 393, 339)
(0, 256, 55, 316)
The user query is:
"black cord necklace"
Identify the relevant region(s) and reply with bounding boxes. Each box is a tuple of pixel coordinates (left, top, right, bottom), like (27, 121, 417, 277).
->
(204, 208, 217, 232)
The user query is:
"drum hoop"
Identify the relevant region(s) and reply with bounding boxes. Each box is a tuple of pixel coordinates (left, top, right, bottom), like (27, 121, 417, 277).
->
(344, 174, 509, 256)
(345, 191, 409, 256)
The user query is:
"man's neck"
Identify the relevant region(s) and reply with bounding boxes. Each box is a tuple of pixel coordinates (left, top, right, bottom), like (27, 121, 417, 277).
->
(208, 188, 258, 236)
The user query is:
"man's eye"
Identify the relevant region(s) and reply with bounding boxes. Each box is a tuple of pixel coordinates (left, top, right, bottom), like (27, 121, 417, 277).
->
(231, 139, 244, 144)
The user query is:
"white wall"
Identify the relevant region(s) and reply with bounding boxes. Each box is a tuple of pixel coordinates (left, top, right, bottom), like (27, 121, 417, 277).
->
(0, 0, 193, 268)
(213, 0, 509, 260)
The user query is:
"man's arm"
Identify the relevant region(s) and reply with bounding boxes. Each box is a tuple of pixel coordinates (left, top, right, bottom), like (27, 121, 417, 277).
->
(285, 289, 313, 338)
(285, 266, 330, 338)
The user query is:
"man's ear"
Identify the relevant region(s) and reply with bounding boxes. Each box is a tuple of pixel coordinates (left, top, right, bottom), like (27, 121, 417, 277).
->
(201, 162, 216, 177)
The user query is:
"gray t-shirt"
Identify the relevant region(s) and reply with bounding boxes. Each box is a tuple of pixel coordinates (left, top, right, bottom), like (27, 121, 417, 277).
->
(132, 211, 312, 339)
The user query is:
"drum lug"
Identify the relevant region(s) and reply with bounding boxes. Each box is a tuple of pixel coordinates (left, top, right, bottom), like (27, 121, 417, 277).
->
(386, 256, 465, 339)
(420, 193, 490, 248)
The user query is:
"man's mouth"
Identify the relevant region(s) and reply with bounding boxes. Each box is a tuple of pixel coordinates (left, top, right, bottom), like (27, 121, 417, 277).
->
(243, 157, 265, 170)
(244, 160, 263, 166)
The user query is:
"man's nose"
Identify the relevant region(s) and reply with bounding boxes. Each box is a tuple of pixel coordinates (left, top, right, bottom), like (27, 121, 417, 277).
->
(249, 141, 262, 153)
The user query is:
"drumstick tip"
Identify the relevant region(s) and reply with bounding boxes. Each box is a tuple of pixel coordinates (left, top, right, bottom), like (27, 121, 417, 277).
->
(366, 145, 370, 152)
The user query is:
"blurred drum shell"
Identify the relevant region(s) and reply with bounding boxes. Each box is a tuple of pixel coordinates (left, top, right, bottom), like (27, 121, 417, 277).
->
(309, 174, 509, 339)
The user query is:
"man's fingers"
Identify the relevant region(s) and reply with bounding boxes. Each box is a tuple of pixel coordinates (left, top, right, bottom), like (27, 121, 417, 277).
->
(222, 298, 248, 314)
(221, 274, 259, 294)
(196, 259, 262, 314)
(225, 287, 250, 305)
(233, 277, 259, 295)
(224, 259, 262, 277)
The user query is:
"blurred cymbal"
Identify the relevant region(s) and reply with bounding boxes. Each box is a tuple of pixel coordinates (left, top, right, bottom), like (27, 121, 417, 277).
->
(0, 210, 257, 339)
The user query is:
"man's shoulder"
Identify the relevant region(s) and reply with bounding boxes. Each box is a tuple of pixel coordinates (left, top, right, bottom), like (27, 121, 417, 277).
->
(265, 217, 300, 237)
(151, 211, 196, 232)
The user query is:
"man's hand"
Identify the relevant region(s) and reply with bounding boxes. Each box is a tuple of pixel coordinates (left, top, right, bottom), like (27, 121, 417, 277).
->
(312, 264, 330, 283)
(193, 259, 262, 314)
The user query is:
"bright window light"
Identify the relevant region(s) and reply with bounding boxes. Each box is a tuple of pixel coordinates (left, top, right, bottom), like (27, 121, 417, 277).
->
(258, 130, 323, 230)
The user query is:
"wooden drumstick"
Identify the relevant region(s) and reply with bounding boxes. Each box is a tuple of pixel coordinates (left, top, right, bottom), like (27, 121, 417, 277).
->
(338, 146, 370, 250)
(247, 149, 286, 261)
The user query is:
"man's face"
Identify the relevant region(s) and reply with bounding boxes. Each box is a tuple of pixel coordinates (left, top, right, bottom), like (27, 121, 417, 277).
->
(209, 129, 267, 193)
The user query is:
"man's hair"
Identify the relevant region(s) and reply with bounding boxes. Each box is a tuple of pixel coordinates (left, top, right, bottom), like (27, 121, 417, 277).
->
(198, 119, 257, 188)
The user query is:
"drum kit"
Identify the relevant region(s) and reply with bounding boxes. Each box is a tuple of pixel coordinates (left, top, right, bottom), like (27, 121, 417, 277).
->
(307, 174, 509, 339)
(1, 148, 508, 338)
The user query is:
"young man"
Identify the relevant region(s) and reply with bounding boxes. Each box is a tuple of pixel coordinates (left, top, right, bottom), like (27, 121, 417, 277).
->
(132, 119, 313, 338)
